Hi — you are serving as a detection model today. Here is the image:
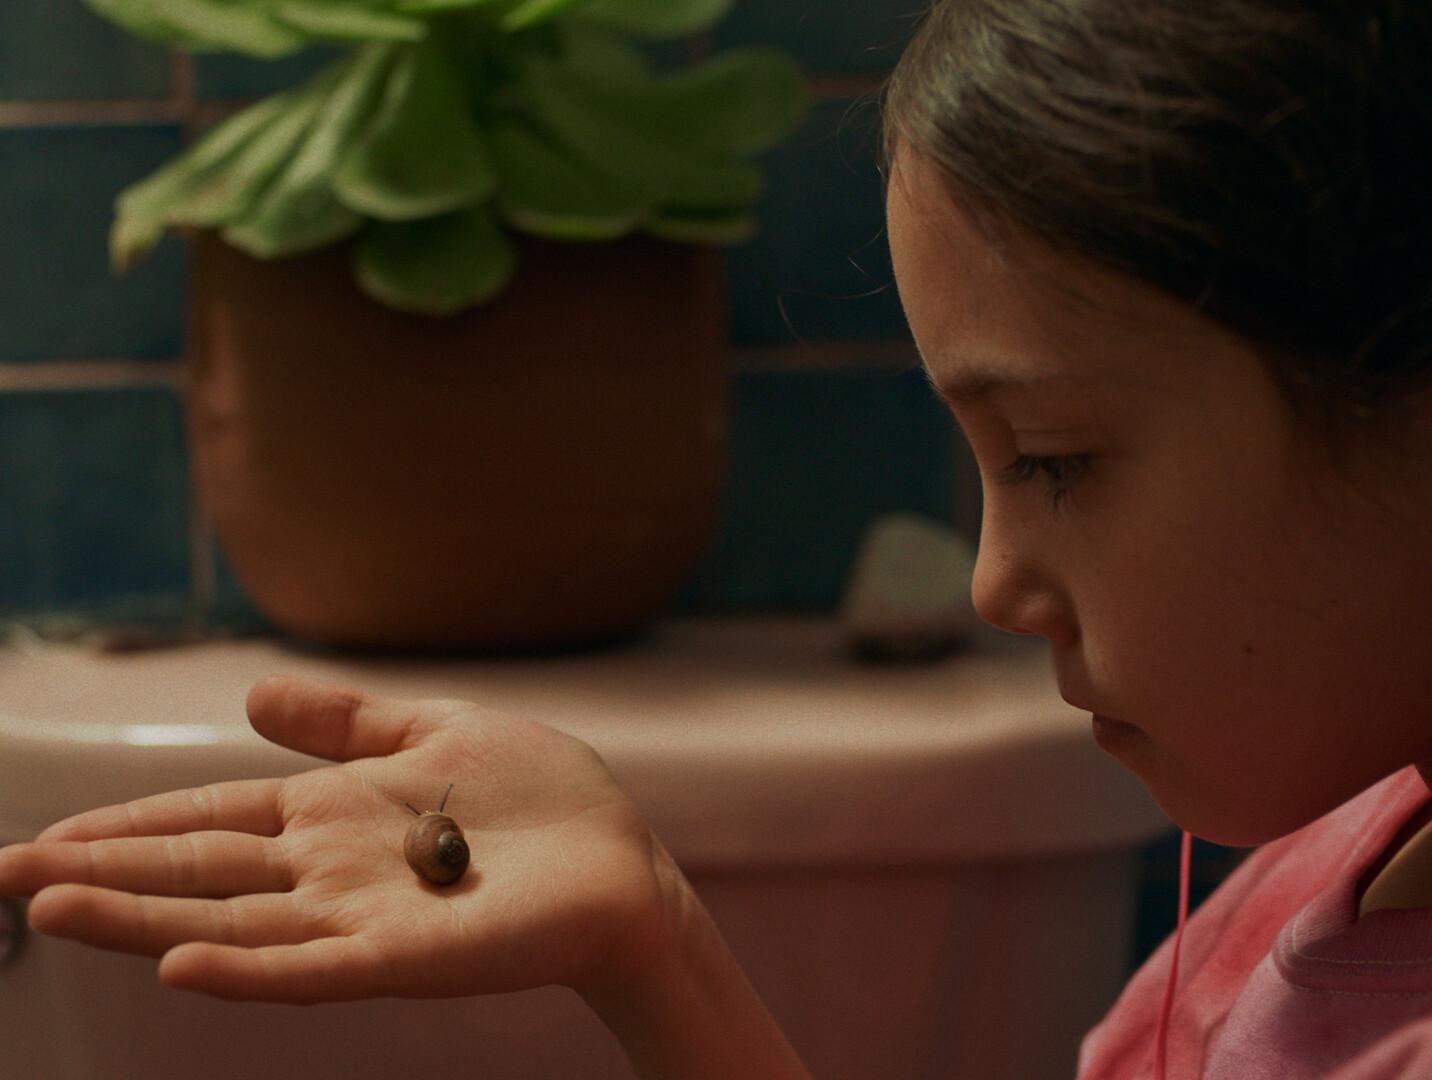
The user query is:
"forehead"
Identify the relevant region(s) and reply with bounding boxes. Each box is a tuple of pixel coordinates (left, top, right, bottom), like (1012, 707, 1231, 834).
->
(885, 151, 1220, 401)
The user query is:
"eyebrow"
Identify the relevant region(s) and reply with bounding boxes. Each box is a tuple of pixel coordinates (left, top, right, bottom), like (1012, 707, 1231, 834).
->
(919, 363, 1097, 406)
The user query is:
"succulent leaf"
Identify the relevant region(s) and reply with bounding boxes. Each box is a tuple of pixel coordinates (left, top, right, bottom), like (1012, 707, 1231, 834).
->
(221, 46, 397, 257)
(333, 40, 499, 220)
(354, 205, 517, 313)
(645, 211, 755, 245)
(513, 67, 661, 204)
(491, 121, 647, 240)
(272, 1, 429, 43)
(661, 159, 763, 213)
(629, 48, 811, 156)
(111, 70, 344, 270)
(515, 48, 806, 205)
(111, 94, 292, 270)
(393, 0, 513, 14)
(82, 0, 211, 47)
(557, 23, 647, 80)
(500, 0, 586, 31)
(152, 0, 308, 57)
(171, 74, 338, 215)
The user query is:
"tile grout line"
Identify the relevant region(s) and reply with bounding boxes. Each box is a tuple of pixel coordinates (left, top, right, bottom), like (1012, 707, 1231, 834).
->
(163, 49, 222, 625)
(0, 75, 885, 128)
(0, 101, 187, 125)
(0, 361, 184, 390)
(2, 343, 918, 389)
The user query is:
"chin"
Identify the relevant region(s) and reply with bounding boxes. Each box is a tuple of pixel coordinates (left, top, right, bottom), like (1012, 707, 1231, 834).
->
(1119, 739, 1411, 848)
(1144, 777, 1353, 850)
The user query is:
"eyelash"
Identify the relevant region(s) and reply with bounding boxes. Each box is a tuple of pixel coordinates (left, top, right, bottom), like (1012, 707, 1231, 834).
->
(996, 454, 1092, 511)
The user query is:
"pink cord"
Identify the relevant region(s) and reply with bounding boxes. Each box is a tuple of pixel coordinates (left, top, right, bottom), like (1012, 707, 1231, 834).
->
(1154, 830, 1194, 1080)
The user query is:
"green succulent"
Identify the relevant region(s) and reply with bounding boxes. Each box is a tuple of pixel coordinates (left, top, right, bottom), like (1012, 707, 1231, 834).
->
(90, 0, 808, 314)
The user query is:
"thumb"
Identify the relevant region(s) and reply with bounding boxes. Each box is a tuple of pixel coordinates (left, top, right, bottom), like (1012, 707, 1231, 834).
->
(246, 676, 425, 762)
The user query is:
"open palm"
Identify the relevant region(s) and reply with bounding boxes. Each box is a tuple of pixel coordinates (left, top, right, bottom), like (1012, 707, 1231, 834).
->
(0, 676, 673, 1004)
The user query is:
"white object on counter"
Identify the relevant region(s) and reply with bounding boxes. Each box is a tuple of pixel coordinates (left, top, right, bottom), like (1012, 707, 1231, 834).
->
(840, 513, 981, 661)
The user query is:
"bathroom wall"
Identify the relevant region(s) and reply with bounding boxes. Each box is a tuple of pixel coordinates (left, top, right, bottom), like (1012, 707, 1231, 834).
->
(0, 0, 1236, 974)
(0, 1, 956, 626)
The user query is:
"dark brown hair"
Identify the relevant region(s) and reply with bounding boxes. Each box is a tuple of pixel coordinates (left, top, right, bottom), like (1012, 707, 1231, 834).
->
(883, 0, 1432, 445)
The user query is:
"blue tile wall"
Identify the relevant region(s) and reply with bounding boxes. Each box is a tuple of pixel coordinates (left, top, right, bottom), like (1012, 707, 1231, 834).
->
(715, 1, 920, 74)
(0, 389, 190, 612)
(0, 125, 187, 362)
(0, 1, 170, 101)
(679, 366, 955, 609)
(194, 48, 340, 101)
(727, 97, 908, 345)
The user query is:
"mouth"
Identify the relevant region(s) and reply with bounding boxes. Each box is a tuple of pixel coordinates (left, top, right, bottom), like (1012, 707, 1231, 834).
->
(1059, 684, 1144, 750)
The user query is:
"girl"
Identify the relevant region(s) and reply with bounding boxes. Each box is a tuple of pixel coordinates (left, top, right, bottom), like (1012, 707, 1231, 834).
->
(4, 0, 1432, 1075)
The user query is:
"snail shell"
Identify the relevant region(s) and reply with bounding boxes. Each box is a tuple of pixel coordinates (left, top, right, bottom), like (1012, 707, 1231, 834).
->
(404, 812, 470, 886)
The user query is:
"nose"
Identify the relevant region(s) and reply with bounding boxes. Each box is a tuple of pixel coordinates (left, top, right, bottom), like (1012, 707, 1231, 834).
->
(970, 504, 1077, 646)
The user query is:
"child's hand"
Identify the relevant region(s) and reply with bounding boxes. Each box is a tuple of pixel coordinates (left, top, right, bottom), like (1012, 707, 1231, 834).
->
(0, 675, 677, 1004)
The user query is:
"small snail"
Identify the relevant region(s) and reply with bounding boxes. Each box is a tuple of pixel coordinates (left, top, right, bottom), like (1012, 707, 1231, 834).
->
(403, 784, 470, 886)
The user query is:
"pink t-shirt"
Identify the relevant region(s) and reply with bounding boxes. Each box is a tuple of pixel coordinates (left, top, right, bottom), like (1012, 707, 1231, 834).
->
(1078, 766, 1432, 1079)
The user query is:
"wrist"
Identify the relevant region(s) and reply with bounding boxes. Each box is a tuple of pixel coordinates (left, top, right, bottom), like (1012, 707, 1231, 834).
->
(579, 843, 809, 1080)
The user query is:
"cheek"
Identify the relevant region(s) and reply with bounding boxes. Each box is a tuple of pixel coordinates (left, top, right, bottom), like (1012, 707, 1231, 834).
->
(1072, 511, 1291, 718)
(1075, 434, 1301, 648)
(1072, 529, 1389, 844)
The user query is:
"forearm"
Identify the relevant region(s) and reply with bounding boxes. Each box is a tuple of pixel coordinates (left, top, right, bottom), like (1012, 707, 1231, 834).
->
(583, 867, 810, 1080)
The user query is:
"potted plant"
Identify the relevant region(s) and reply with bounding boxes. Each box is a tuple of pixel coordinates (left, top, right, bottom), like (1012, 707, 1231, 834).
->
(86, 0, 808, 652)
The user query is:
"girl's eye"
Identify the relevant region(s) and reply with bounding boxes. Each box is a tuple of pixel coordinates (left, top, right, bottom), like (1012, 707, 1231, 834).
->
(996, 454, 1092, 511)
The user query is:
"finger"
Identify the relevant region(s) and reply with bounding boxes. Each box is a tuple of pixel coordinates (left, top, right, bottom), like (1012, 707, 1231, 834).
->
(0, 844, 34, 897)
(27, 885, 309, 958)
(37, 778, 285, 843)
(0, 833, 292, 899)
(246, 676, 428, 763)
(159, 937, 385, 1003)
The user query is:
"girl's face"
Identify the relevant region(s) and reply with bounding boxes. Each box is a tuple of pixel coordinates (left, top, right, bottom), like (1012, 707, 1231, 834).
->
(887, 150, 1432, 845)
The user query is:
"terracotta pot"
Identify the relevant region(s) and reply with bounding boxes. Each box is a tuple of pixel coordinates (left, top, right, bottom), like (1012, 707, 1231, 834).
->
(186, 231, 728, 652)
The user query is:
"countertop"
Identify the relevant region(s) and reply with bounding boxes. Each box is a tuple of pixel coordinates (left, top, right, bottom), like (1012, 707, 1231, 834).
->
(0, 615, 1170, 865)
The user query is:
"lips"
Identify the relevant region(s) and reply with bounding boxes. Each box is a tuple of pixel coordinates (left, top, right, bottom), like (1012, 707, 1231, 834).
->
(1058, 682, 1127, 727)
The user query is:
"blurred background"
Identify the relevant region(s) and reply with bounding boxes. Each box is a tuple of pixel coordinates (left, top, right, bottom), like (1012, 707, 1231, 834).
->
(0, 0, 1239, 980)
(0, 2, 954, 627)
